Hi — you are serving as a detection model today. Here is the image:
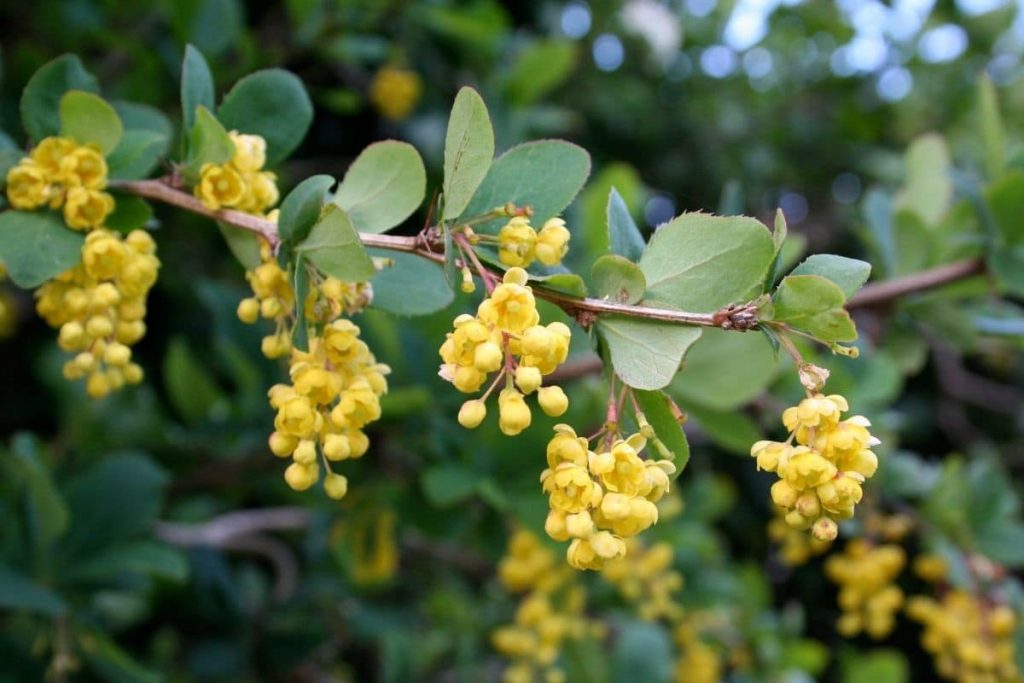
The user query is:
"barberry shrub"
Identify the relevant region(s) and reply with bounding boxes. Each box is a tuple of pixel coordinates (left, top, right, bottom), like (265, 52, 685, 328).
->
(0, 46, 1022, 683)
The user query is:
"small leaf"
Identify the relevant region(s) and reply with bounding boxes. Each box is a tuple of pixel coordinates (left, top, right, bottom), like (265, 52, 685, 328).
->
(0, 564, 66, 616)
(640, 212, 775, 312)
(772, 274, 857, 342)
(297, 204, 376, 282)
(670, 328, 779, 411)
(597, 317, 702, 390)
(278, 174, 335, 245)
(978, 75, 1005, 181)
(607, 186, 645, 261)
(529, 272, 588, 298)
(0, 211, 84, 288)
(790, 254, 872, 299)
(20, 54, 99, 142)
(183, 105, 233, 182)
(421, 464, 480, 507)
(104, 194, 152, 233)
(369, 250, 454, 316)
(502, 39, 578, 106)
(164, 337, 227, 424)
(66, 541, 189, 583)
(592, 254, 645, 304)
(59, 91, 123, 154)
(442, 87, 494, 220)
(333, 141, 426, 234)
(894, 133, 951, 227)
(180, 44, 215, 133)
(106, 130, 168, 180)
(293, 257, 310, 352)
(634, 389, 689, 474)
(676, 399, 762, 455)
(218, 221, 262, 269)
(841, 649, 908, 683)
(460, 139, 590, 230)
(218, 69, 313, 166)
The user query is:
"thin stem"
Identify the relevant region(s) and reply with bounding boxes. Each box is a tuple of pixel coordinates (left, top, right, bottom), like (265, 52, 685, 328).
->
(847, 257, 985, 308)
(454, 232, 497, 293)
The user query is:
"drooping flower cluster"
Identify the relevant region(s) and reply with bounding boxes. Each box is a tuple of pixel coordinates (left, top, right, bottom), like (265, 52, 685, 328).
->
(36, 229, 158, 398)
(194, 131, 278, 213)
(768, 507, 832, 567)
(440, 267, 570, 434)
(6, 136, 114, 230)
(368, 66, 423, 121)
(602, 539, 684, 621)
(497, 216, 571, 269)
(541, 426, 676, 570)
(907, 592, 1020, 683)
(267, 317, 389, 498)
(750, 393, 879, 542)
(493, 529, 599, 683)
(825, 539, 905, 638)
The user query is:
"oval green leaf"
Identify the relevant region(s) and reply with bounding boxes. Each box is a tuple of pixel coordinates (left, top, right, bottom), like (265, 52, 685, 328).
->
(333, 141, 426, 234)
(218, 69, 313, 167)
(597, 316, 702, 390)
(442, 87, 494, 221)
(0, 210, 84, 288)
(296, 204, 375, 282)
(20, 54, 99, 142)
(59, 91, 123, 154)
(592, 254, 645, 304)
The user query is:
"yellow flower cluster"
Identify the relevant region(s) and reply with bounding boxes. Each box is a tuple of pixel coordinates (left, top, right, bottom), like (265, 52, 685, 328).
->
(908, 592, 1020, 683)
(602, 539, 684, 621)
(497, 217, 571, 269)
(768, 508, 832, 567)
(6, 136, 114, 230)
(750, 393, 879, 542)
(493, 529, 599, 683)
(440, 267, 570, 434)
(673, 619, 723, 683)
(368, 66, 423, 121)
(825, 539, 905, 638)
(36, 229, 158, 398)
(267, 318, 389, 498)
(237, 239, 373, 359)
(541, 426, 676, 570)
(194, 132, 278, 213)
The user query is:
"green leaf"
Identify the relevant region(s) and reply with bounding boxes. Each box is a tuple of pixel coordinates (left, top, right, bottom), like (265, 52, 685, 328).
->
(592, 254, 645, 304)
(633, 390, 689, 473)
(62, 453, 168, 558)
(218, 68, 313, 167)
(894, 133, 951, 227)
(20, 54, 99, 142)
(164, 337, 227, 424)
(369, 250, 454, 316)
(503, 39, 578, 106)
(106, 131, 165, 181)
(986, 171, 1024, 246)
(297, 204, 376, 282)
(66, 541, 189, 583)
(333, 141, 426, 234)
(975, 522, 1024, 567)
(183, 105, 233, 182)
(841, 649, 908, 683)
(529, 272, 588, 298)
(607, 186, 645, 262)
(790, 254, 872, 299)
(219, 221, 262, 269)
(772, 274, 857, 343)
(180, 44, 215, 132)
(640, 212, 775, 312)
(0, 564, 66, 616)
(582, 163, 645, 256)
(0, 211, 84, 288)
(421, 464, 480, 507)
(77, 628, 162, 683)
(105, 195, 152, 233)
(597, 317, 702, 390)
(669, 328, 779, 411)
(59, 90, 123, 154)
(611, 620, 673, 683)
(459, 140, 590, 230)
(11, 434, 68, 547)
(293, 257, 310, 352)
(765, 208, 788, 291)
(278, 174, 335, 245)
(442, 87, 494, 220)
(978, 75, 1005, 181)
(677, 399, 762, 455)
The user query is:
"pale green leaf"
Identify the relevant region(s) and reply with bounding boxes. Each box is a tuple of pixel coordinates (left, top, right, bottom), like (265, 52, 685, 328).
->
(369, 250, 455, 316)
(59, 90, 123, 154)
(978, 75, 1005, 181)
(669, 328, 780, 411)
(297, 204, 375, 282)
(773, 274, 857, 342)
(633, 389, 689, 473)
(442, 87, 494, 220)
(894, 133, 951, 227)
(529, 272, 588, 298)
(20, 54, 99, 142)
(183, 105, 233, 182)
(607, 186, 645, 262)
(0, 210, 84, 288)
(278, 174, 335, 245)
(592, 254, 645, 304)
(218, 221, 262, 269)
(333, 141, 426, 234)
(598, 316, 702, 390)
(218, 69, 313, 166)
(180, 44, 215, 132)
(503, 39, 578, 106)
(790, 254, 872, 299)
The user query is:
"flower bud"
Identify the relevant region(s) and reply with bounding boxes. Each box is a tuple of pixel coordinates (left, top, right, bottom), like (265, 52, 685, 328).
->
(237, 297, 260, 323)
(812, 516, 839, 542)
(537, 385, 568, 417)
(515, 365, 542, 394)
(498, 388, 532, 436)
(324, 473, 349, 500)
(458, 399, 487, 429)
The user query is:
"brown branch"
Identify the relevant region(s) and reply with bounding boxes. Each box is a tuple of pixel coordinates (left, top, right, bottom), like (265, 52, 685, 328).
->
(153, 507, 312, 546)
(847, 258, 986, 308)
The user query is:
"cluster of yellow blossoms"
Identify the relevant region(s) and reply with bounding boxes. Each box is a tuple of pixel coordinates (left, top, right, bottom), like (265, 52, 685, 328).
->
(266, 315, 389, 498)
(768, 507, 832, 567)
(194, 131, 278, 214)
(6, 136, 115, 230)
(36, 230, 158, 398)
(825, 539, 906, 638)
(908, 592, 1020, 683)
(602, 539, 684, 621)
(493, 529, 599, 683)
(440, 267, 570, 434)
(497, 216, 571, 269)
(673, 619, 723, 683)
(541, 427, 676, 570)
(368, 66, 423, 121)
(750, 393, 879, 542)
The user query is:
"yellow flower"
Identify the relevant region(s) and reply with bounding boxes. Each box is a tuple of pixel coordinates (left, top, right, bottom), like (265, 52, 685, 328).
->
(63, 187, 114, 230)
(368, 67, 423, 121)
(195, 163, 246, 210)
(498, 388, 532, 436)
(6, 161, 51, 209)
(30, 136, 75, 176)
(477, 268, 539, 334)
(546, 425, 590, 469)
(59, 144, 108, 189)
(534, 218, 570, 266)
(537, 385, 569, 416)
(458, 399, 487, 428)
(541, 463, 602, 514)
(498, 216, 537, 267)
(228, 131, 267, 172)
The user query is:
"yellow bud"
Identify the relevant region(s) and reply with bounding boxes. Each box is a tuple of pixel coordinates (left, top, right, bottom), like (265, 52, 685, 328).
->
(269, 431, 297, 457)
(123, 363, 144, 384)
(503, 267, 529, 286)
(293, 439, 318, 465)
(515, 365, 542, 394)
(103, 342, 132, 367)
(498, 388, 532, 436)
(537, 386, 568, 417)
(812, 516, 838, 542)
(473, 340, 503, 373)
(237, 297, 260, 324)
(324, 473, 349, 500)
(260, 297, 283, 319)
(86, 371, 111, 399)
(58, 322, 84, 350)
(458, 399, 487, 429)
(323, 433, 351, 461)
(284, 462, 319, 491)
(86, 315, 113, 338)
